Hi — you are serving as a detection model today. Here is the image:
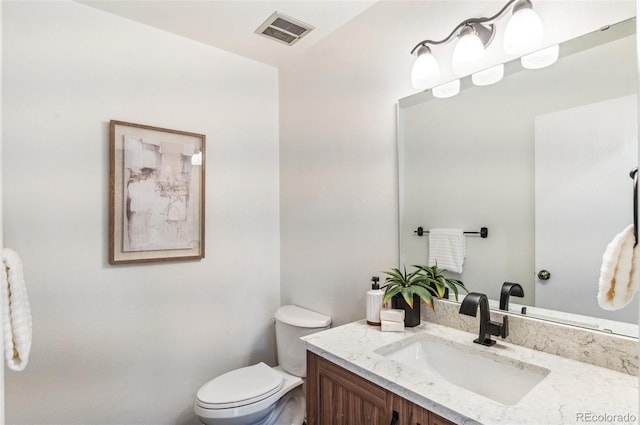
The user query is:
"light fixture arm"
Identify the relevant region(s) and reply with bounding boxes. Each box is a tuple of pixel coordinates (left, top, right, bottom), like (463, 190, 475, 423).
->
(409, 0, 549, 93)
(410, 0, 524, 54)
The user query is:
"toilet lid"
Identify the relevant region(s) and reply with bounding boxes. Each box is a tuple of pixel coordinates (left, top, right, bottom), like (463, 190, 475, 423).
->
(197, 362, 284, 409)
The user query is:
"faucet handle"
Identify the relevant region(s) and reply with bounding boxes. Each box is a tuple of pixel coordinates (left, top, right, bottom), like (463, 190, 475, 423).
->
(499, 316, 509, 339)
(485, 315, 509, 341)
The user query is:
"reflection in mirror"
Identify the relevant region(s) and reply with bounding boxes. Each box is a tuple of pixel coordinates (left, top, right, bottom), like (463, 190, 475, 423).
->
(398, 18, 638, 338)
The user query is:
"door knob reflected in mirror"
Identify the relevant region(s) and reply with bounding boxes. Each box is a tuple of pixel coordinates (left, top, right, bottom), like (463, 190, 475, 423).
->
(537, 270, 551, 280)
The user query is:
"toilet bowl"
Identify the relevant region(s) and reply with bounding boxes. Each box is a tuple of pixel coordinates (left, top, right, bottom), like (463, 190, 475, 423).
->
(195, 305, 331, 425)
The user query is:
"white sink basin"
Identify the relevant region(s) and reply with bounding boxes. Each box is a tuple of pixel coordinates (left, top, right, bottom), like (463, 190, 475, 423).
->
(378, 335, 550, 406)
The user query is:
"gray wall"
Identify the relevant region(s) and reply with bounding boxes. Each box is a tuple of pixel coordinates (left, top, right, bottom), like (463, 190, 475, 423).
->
(279, 1, 636, 326)
(2, 1, 280, 423)
(0, 0, 637, 423)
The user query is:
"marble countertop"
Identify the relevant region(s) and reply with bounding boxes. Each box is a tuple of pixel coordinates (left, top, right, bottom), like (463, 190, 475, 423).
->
(302, 320, 639, 425)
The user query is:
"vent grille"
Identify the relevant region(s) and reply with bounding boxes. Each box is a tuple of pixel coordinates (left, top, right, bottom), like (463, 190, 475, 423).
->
(256, 12, 314, 46)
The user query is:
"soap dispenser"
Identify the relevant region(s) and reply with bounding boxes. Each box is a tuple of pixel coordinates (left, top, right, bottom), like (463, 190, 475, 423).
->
(366, 276, 385, 326)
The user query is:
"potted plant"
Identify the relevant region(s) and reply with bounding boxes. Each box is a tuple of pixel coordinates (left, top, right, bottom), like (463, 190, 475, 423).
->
(381, 264, 468, 327)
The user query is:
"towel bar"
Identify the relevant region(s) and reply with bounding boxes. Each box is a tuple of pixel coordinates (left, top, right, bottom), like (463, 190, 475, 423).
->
(414, 226, 488, 238)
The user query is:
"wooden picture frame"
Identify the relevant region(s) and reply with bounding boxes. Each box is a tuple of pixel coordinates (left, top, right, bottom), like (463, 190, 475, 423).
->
(109, 120, 205, 264)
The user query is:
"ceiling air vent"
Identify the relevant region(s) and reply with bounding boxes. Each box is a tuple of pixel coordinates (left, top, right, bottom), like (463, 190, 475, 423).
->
(255, 12, 314, 46)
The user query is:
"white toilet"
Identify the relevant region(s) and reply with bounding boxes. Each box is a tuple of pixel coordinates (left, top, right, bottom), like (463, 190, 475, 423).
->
(194, 305, 331, 425)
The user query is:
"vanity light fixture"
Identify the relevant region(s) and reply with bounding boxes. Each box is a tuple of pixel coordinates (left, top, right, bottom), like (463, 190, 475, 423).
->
(411, 45, 440, 89)
(432, 79, 461, 98)
(503, 0, 544, 55)
(451, 23, 493, 76)
(521, 44, 560, 69)
(471, 64, 505, 86)
(410, 0, 551, 93)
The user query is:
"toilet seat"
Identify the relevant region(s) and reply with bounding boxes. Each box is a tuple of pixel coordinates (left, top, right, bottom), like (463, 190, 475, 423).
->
(196, 362, 284, 409)
(195, 365, 304, 424)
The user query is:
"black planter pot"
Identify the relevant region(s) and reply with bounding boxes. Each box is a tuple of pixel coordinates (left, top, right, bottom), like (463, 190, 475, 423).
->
(392, 293, 421, 327)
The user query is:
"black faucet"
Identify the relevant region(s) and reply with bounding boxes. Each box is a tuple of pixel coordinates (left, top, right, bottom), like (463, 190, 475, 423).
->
(497, 282, 524, 338)
(459, 292, 507, 346)
(499, 282, 524, 311)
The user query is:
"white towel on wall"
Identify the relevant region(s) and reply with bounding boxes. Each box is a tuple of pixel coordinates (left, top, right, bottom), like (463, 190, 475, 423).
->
(1, 249, 32, 371)
(428, 228, 466, 273)
(597, 224, 639, 311)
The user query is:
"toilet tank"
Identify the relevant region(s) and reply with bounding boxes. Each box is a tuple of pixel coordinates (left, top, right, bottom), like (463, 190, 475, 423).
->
(275, 305, 331, 377)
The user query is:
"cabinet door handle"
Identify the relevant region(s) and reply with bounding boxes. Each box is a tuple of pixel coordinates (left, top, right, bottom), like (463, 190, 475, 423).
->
(390, 411, 399, 425)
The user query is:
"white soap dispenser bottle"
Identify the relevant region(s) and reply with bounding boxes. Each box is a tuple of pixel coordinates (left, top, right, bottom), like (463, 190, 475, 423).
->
(366, 276, 385, 326)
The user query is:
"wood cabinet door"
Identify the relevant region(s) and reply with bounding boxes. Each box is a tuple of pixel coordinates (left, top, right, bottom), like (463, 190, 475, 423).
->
(429, 412, 457, 425)
(306, 351, 458, 425)
(307, 351, 393, 425)
(391, 393, 430, 425)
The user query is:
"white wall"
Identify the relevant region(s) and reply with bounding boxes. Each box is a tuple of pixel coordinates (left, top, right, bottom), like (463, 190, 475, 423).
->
(2, 0, 638, 422)
(279, 1, 636, 326)
(0, 1, 4, 421)
(2, 1, 280, 424)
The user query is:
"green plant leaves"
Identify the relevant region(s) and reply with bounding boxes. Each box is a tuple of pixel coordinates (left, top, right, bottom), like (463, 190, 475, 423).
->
(382, 285, 403, 304)
(445, 278, 468, 301)
(380, 264, 468, 310)
(410, 285, 434, 309)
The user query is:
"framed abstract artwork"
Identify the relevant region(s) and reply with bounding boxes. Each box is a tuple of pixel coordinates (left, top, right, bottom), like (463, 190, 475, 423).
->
(109, 120, 205, 264)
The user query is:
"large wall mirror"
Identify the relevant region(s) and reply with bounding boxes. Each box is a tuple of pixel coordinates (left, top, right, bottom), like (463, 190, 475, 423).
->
(398, 18, 638, 338)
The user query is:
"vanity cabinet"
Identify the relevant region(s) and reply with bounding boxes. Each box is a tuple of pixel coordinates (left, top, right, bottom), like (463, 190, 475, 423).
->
(306, 351, 456, 425)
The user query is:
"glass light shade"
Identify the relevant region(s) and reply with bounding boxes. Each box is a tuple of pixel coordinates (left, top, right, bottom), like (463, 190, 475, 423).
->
(432, 79, 460, 98)
(411, 50, 441, 90)
(472, 64, 504, 86)
(521, 44, 559, 69)
(452, 32, 485, 76)
(503, 6, 544, 55)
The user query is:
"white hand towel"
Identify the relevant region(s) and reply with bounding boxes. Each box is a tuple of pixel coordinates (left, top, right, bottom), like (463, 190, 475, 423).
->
(597, 224, 639, 310)
(1, 249, 32, 371)
(428, 228, 466, 273)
